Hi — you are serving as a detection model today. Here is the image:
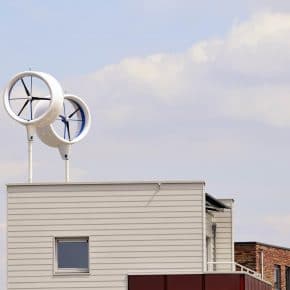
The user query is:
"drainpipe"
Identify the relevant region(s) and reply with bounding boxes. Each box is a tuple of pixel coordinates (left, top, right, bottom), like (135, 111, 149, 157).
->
(212, 223, 217, 271)
(260, 250, 264, 279)
(202, 190, 206, 272)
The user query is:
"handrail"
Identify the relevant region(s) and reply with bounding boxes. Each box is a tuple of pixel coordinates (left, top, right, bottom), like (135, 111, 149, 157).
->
(207, 261, 262, 279)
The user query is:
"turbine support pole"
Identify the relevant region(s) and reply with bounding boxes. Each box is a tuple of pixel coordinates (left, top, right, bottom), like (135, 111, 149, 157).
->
(65, 158, 70, 182)
(58, 144, 71, 183)
(26, 126, 35, 183)
(28, 139, 33, 183)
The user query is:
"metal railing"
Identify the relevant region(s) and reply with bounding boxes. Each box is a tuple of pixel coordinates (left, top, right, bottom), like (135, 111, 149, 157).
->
(207, 261, 262, 279)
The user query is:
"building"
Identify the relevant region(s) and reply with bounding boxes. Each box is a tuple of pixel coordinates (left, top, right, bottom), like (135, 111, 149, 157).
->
(7, 181, 270, 290)
(235, 242, 290, 290)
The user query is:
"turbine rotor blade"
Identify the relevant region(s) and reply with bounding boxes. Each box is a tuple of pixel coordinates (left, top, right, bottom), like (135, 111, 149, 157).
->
(67, 121, 71, 141)
(20, 78, 30, 96)
(32, 97, 51, 100)
(18, 100, 29, 116)
(68, 108, 80, 118)
(30, 100, 33, 120)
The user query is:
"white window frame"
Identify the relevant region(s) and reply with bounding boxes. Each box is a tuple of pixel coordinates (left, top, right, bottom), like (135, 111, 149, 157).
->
(54, 237, 90, 275)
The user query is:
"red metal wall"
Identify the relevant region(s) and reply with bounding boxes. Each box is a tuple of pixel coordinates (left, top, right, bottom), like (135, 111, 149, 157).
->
(128, 274, 271, 290)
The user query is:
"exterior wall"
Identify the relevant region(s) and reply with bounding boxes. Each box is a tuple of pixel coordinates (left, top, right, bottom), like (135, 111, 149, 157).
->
(235, 242, 290, 290)
(7, 182, 205, 290)
(235, 244, 257, 274)
(213, 199, 234, 271)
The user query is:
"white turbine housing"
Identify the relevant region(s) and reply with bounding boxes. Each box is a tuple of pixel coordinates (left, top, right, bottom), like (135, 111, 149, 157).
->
(3, 71, 64, 140)
(35, 94, 91, 160)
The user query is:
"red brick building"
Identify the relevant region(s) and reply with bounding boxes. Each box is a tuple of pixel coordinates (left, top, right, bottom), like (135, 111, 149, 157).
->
(235, 242, 290, 290)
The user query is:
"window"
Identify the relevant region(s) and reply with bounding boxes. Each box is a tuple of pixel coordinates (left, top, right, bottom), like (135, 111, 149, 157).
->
(274, 265, 281, 290)
(54, 237, 89, 274)
(286, 267, 290, 290)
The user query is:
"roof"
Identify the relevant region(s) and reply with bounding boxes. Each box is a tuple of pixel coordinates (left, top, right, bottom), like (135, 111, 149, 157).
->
(206, 193, 230, 211)
(235, 241, 290, 252)
(7, 180, 206, 186)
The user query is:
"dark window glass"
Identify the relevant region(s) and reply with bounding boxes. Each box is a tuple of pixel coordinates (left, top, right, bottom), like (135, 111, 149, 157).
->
(286, 267, 290, 290)
(56, 239, 88, 269)
(274, 265, 281, 290)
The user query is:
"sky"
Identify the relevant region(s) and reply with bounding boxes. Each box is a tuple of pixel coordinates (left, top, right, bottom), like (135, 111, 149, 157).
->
(1, 0, 290, 289)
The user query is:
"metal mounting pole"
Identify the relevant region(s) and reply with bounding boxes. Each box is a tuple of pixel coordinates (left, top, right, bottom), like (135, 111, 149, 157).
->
(28, 140, 33, 183)
(65, 159, 70, 182)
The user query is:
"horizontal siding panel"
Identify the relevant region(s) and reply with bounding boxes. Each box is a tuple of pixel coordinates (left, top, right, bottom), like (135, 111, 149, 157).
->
(91, 262, 202, 269)
(8, 228, 201, 236)
(8, 223, 202, 232)
(91, 251, 202, 259)
(8, 201, 202, 209)
(215, 248, 233, 254)
(8, 259, 52, 266)
(8, 245, 200, 255)
(217, 231, 232, 238)
(8, 265, 53, 271)
(8, 281, 125, 288)
(8, 211, 202, 220)
(8, 206, 203, 214)
(8, 217, 200, 226)
(9, 288, 121, 290)
(8, 256, 200, 265)
(8, 276, 125, 283)
(8, 248, 52, 254)
(215, 223, 232, 228)
(8, 194, 202, 203)
(8, 242, 52, 249)
(8, 233, 201, 243)
(8, 269, 201, 278)
(9, 251, 202, 260)
(8, 184, 203, 193)
(8, 262, 201, 272)
(214, 212, 231, 218)
(8, 242, 200, 255)
(93, 245, 201, 252)
(216, 227, 231, 233)
(8, 239, 201, 249)
(216, 254, 232, 260)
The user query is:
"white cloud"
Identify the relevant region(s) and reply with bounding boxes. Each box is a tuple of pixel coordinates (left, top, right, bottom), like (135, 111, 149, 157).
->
(66, 12, 290, 128)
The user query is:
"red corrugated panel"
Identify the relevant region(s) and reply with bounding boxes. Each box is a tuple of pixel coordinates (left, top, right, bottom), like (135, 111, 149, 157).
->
(167, 274, 202, 290)
(244, 275, 271, 290)
(205, 274, 242, 290)
(128, 275, 165, 290)
(128, 273, 272, 290)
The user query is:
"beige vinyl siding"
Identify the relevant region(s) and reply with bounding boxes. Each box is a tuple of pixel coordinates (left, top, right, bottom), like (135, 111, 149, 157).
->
(7, 182, 205, 290)
(213, 199, 234, 271)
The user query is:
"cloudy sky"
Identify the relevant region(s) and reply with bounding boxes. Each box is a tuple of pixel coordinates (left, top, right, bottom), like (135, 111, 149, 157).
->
(2, 0, 290, 288)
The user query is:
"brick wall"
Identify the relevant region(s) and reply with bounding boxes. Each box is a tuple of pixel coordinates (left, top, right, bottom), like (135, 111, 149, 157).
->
(235, 242, 290, 290)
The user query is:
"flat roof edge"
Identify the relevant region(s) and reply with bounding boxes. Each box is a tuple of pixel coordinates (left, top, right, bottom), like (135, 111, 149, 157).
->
(235, 241, 290, 252)
(7, 180, 206, 187)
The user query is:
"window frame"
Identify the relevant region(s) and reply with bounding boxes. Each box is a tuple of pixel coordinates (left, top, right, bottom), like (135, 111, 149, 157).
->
(286, 266, 290, 290)
(274, 264, 281, 290)
(54, 237, 90, 275)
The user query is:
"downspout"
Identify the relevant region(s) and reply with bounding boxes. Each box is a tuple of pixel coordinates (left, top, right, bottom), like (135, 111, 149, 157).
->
(231, 200, 235, 271)
(212, 223, 217, 271)
(260, 250, 264, 279)
(202, 190, 206, 272)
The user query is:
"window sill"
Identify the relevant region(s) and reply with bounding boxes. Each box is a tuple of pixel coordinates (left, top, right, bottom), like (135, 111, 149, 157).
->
(54, 271, 90, 276)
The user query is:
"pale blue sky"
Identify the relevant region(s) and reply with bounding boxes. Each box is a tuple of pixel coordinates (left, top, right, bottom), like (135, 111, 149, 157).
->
(2, 1, 290, 289)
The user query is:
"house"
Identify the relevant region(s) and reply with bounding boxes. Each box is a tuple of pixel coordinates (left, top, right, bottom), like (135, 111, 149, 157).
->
(7, 181, 270, 290)
(235, 242, 290, 290)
